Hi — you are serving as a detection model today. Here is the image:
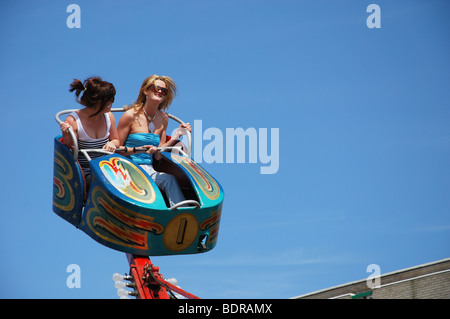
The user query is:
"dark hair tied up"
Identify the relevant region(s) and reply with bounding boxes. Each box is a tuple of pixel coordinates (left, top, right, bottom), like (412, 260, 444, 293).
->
(69, 76, 116, 117)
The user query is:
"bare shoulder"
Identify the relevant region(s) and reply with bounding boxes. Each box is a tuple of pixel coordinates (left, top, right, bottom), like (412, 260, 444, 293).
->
(65, 114, 77, 126)
(65, 113, 76, 122)
(121, 108, 136, 122)
(160, 111, 169, 124)
(107, 111, 117, 123)
(124, 108, 135, 117)
(107, 111, 116, 119)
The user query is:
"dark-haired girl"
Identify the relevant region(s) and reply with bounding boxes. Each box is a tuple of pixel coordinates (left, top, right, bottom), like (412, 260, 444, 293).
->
(60, 76, 120, 185)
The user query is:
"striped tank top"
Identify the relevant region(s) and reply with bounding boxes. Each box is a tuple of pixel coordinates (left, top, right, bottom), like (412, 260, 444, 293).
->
(70, 111, 111, 175)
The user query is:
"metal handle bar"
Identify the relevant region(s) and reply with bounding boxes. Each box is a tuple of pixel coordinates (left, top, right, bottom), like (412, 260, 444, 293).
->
(55, 109, 80, 161)
(166, 113, 192, 157)
(110, 108, 191, 156)
(170, 200, 201, 210)
(55, 108, 192, 161)
(79, 146, 188, 162)
(78, 149, 112, 161)
(116, 146, 188, 157)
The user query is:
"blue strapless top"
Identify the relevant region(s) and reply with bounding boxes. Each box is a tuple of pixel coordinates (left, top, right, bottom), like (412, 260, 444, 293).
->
(124, 133, 160, 165)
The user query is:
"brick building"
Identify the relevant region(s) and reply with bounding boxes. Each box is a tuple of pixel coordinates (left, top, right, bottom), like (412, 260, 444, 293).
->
(293, 258, 450, 299)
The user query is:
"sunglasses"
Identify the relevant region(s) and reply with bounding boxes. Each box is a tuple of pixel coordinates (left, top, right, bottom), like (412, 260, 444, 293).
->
(149, 84, 168, 96)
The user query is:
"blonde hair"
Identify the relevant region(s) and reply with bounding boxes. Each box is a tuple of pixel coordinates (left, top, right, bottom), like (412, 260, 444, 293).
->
(128, 75, 177, 113)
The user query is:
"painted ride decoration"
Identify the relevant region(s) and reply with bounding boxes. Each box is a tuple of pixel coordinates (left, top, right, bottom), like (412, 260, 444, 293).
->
(53, 108, 224, 258)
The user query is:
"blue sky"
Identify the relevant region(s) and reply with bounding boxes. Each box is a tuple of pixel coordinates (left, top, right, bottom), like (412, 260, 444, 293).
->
(0, 0, 449, 298)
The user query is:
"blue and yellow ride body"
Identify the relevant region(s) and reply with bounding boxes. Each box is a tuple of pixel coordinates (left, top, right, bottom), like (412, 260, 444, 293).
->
(53, 136, 224, 256)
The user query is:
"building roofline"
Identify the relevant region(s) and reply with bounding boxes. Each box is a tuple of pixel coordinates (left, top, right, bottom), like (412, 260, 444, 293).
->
(291, 257, 450, 299)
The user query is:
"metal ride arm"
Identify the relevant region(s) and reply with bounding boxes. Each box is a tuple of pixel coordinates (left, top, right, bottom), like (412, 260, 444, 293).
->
(126, 254, 200, 299)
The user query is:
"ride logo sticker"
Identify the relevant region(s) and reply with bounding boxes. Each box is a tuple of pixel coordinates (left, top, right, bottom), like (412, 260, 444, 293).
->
(99, 157, 156, 204)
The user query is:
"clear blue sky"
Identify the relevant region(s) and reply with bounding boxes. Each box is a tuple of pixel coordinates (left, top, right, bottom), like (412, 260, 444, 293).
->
(0, 0, 449, 298)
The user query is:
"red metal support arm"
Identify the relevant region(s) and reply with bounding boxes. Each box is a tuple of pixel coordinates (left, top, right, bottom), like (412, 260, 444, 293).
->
(126, 254, 200, 299)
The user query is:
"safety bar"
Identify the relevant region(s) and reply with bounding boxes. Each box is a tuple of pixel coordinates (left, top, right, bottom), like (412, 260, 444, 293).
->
(55, 107, 192, 161)
(110, 108, 191, 157)
(55, 109, 80, 161)
(116, 146, 188, 157)
(170, 200, 201, 210)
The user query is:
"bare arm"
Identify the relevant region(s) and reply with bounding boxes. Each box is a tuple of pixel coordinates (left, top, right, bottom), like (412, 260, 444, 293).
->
(160, 123, 192, 147)
(116, 109, 142, 156)
(60, 115, 78, 148)
(103, 112, 120, 152)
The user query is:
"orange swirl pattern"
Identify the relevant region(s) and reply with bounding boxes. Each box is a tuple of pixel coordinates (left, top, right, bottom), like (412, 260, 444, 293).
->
(172, 154, 220, 201)
(53, 150, 75, 211)
(199, 208, 222, 245)
(86, 186, 164, 249)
